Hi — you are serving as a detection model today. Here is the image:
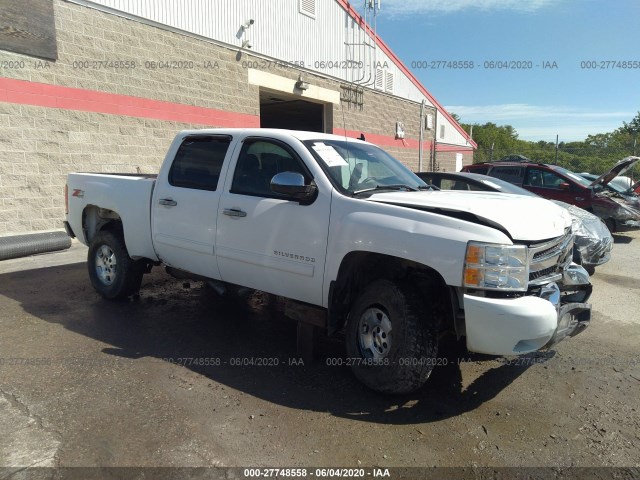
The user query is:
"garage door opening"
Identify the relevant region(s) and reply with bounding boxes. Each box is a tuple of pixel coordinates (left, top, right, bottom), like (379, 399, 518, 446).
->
(259, 90, 328, 133)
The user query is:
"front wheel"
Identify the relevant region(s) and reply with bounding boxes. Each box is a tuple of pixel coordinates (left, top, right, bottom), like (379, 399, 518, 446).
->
(604, 218, 616, 233)
(345, 279, 439, 394)
(88, 230, 144, 299)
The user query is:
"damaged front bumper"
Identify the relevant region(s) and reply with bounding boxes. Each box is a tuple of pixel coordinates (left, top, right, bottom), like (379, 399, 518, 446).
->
(463, 263, 591, 356)
(542, 264, 592, 346)
(594, 195, 640, 227)
(576, 235, 612, 266)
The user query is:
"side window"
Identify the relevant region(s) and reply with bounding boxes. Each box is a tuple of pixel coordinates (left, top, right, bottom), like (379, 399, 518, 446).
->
(524, 168, 564, 189)
(231, 140, 310, 197)
(169, 136, 231, 191)
(541, 171, 565, 189)
(490, 167, 523, 184)
(524, 168, 544, 187)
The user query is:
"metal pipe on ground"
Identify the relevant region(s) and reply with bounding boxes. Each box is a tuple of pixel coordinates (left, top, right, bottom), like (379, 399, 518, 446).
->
(0, 232, 72, 261)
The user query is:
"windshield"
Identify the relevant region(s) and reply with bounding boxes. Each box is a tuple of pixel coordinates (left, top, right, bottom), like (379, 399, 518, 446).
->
(302, 139, 427, 195)
(552, 166, 593, 187)
(477, 176, 537, 196)
(601, 180, 627, 194)
(580, 173, 631, 194)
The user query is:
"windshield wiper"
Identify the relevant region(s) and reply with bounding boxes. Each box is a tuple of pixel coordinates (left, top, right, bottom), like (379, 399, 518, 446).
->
(418, 184, 438, 191)
(353, 184, 419, 196)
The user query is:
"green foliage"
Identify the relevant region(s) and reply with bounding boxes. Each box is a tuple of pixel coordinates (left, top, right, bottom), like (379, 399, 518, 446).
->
(452, 112, 640, 176)
(617, 111, 640, 136)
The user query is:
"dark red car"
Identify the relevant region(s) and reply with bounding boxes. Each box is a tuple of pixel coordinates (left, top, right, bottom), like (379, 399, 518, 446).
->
(462, 156, 640, 231)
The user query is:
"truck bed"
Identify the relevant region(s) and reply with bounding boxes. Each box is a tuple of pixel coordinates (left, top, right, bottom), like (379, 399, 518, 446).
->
(66, 172, 158, 260)
(79, 173, 158, 179)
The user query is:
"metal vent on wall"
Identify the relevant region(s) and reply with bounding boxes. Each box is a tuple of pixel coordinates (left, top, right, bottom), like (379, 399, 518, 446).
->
(385, 71, 394, 93)
(375, 69, 384, 90)
(300, 0, 316, 18)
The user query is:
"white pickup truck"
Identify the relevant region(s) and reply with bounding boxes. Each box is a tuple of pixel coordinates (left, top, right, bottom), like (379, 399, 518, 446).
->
(65, 129, 592, 393)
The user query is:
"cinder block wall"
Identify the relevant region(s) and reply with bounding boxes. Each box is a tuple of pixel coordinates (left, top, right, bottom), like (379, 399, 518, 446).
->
(0, 0, 468, 236)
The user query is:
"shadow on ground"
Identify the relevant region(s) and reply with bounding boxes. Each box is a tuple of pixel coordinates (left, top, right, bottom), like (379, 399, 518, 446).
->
(612, 232, 634, 244)
(0, 263, 541, 425)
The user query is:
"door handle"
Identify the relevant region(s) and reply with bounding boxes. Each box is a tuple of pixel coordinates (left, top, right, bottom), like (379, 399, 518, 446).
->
(223, 208, 247, 218)
(575, 197, 584, 201)
(159, 198, 177, 207)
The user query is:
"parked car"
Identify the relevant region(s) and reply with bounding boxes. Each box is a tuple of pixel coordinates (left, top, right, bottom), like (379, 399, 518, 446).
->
(462, 156, 640, 232)
(579, 172, 640, 212)
(588, 174, 640, 194)
(64, 129, 592, 394)
(415, 171, 613, 275)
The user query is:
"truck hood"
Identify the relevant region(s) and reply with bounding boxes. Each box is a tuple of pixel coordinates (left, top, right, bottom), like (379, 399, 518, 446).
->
(367, 190, 572, 242)
(588, 156, 640, 188)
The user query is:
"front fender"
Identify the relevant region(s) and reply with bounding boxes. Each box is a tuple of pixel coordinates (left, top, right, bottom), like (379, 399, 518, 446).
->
(322, 193, 512, 306)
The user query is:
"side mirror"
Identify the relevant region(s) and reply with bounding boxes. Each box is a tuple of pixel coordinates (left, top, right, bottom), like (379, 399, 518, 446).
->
(270, 172, 317, 205)
(559, 182, 570, 190)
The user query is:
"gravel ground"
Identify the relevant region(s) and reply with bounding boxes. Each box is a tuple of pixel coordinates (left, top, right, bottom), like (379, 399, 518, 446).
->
(0, 231, 638, 471)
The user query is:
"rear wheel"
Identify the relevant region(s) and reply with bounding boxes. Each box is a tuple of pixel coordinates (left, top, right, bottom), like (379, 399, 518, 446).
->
(88, 230, 144, 299)
(345, 279, 438, 394)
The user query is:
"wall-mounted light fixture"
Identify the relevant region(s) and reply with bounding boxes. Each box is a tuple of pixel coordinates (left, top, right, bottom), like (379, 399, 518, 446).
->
(295, 75, 309, 91)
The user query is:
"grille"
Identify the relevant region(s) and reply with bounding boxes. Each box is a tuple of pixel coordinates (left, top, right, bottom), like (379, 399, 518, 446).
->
(528, 232, 574, 285)
(530, 266, 556, 281)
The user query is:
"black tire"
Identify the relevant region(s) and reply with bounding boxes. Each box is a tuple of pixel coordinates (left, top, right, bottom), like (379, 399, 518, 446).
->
(345, 279, 438, 394)
(583, 264, 596, 276)
(87, 230, 144, 300)
(605, 218, 616, 233)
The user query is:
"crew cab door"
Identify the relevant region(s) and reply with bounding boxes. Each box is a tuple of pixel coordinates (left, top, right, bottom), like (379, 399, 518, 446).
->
(523, 167, 589, 208)
(216, 137, 330, 305)
(152, 134, 235, 279)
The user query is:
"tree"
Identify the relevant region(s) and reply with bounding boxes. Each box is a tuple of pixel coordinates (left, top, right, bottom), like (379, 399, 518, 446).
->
(453, 113, 639, 175)
(459, 122, 520, 162)
(617, 111, 640, 136)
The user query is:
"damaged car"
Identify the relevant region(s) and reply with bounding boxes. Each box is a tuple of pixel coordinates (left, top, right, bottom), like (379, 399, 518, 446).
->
(416, 171, 613, 274)
(579, 171, 640, 230)
(462, 156, 640, 232)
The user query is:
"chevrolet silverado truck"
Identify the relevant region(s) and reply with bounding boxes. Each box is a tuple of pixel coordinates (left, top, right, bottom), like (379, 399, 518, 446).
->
(64, 129, 592, 394)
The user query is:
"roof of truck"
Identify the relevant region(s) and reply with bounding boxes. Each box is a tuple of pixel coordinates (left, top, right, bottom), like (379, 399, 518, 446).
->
(177, 128, 372, 143)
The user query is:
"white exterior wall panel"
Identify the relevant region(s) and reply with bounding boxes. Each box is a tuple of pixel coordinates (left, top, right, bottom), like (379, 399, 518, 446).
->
(70, 0, 468, 147)
(438, 111, 472, 147)
(76, 0, 428, 102)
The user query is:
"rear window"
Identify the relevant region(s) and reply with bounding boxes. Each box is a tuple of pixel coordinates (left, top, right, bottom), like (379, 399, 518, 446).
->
(466, 165, 490, 174)
(169, 136, 232, 191)
(490, 166, 524, 184)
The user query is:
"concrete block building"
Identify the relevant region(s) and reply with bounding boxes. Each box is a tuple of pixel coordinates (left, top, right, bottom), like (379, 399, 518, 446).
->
(0, 0, 475, 236)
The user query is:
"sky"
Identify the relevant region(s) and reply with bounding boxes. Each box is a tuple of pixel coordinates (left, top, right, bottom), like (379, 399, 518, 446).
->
(355, 0, 640, 142)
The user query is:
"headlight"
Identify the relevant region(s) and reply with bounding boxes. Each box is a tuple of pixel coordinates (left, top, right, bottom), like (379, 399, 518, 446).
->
(463, 242, 529, 291)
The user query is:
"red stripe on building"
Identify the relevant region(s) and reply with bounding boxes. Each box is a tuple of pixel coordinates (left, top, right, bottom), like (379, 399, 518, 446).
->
(334, 0, 477, 150)
(435, 144, 475, 152)
(333, 128, 430, 149)
(334, 128, 474, 153)
(0, 77, 260, 127)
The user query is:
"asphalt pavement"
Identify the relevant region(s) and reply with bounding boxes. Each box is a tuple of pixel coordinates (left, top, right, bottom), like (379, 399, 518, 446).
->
(1, 232, 639, 471)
